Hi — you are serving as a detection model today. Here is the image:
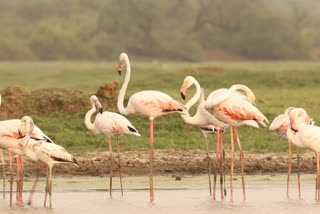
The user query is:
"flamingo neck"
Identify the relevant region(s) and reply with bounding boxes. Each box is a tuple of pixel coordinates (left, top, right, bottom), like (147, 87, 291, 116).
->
(211, 84, 256, 105)
(85, 104, 96, 132)
(117, 56, 131, 115)
(185, 78, 201, 111)
(181, 111, 203, 126)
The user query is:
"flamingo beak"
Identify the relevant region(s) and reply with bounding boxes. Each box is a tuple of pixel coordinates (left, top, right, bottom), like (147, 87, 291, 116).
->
(180, 92, 185, 100)
(118, 63, 123, 76)
(99, 107, 103, 114)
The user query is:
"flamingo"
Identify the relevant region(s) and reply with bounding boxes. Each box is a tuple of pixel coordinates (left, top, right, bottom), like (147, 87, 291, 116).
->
(85, 95, 140, 197)
(117, 53, 187, 202)
(286, 108, 320, 200)
(19, 116, 79, 207)
(0, 94, 5, 200)
(269, 107, 314, 197)
(180, 77, 227, 198)
(204, 84, 268, 201)
(0, 119, 53, 206)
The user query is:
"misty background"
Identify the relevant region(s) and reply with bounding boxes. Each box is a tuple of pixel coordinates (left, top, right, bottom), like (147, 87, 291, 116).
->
(0, 0, 319, 61)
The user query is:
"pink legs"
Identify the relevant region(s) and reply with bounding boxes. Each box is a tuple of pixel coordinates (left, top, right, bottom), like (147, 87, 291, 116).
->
(149, 119, 154, 202)
(213, 130, 220, 200)
(8, 149, 13, 206)
(230, 126, 234, 201)
(1, 150, 5, 199)
(296, 147, 301, 197)
(108, 137, 114, 198)
(287, 141, 292, 197)
(234, 127, 246, 200)
(116, 136, 124, 196)
(316, 152, 320, 200)
(219, 130, 226, 198)
(16, 156, 23, 204)
(28, 163, 45, 205)
(204, 136, 212, 196)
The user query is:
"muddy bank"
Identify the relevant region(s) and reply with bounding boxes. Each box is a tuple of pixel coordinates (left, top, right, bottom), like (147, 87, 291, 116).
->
(0, 149, 318, 177)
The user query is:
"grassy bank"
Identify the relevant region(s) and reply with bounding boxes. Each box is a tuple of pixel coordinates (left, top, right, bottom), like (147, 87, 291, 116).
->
(0, 61, 319, 153)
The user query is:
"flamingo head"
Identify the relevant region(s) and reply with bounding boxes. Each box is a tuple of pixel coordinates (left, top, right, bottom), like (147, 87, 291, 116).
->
(288, 108, 310, 132)
(180, 76, 195, 100)
(118, 53, 128, 76)
(89, 95, 103, 114)
(19, 116, 34, 138)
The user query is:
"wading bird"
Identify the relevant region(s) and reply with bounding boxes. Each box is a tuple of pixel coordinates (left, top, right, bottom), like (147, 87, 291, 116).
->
(0, 119, 53, 206)
(286, 108, 320, 200)
(203, 83, 268, 201)
(19, 116, 79, 207)
(85, 95, 140, 197)
(180, 79, 227, 199)
(117, 53, 187, 202)
(269, 107, 314, 197)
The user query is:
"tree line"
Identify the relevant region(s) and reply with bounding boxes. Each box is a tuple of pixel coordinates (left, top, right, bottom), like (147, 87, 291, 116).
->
(0, 0, 319, 61)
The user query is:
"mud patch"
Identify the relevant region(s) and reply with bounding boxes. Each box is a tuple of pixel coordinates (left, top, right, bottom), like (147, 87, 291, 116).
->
(1, 149, 317, 177)
(0, 82, 118, 117)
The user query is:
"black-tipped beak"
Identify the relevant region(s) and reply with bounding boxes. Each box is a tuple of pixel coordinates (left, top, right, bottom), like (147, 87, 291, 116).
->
(180, 92, 185, 100)
(99, 107, 103, 114)
(118, 70, 121, 76)
(18, 130, 22, 137)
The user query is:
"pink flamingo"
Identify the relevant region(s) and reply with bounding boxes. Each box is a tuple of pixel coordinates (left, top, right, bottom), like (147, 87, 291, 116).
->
(286, 108, 320, 200)
(85, 95, 140, 197)
(0, 119, 53, 205)
(117, 53, 187, 202)
(180, 77, 227, 198)
(269, 107, 314, 197)
(204, 84, 268, 201)
(19, 116, 79, 207)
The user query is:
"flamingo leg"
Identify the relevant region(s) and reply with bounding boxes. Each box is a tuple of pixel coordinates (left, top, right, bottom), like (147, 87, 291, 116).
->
(28, 163, 45, 205)
(149, 119, 154, 202)
(213, 130, 220, 200)
(296, 147, 301, 197)
(108, 136, 114, 198)
(116, 135, 124, 197)
(8, 149, 13, 206)
(1, 149, 5, 199)
(16, 156, 20, 204)
(316, 152, 320, 200)
(48, 166, 52, 208)
(44, 166, 49, 207)
(219, 130, 225, 199)
(287, 141, 292, 197)
(204, 135, 212, 196)
(234, 127, 246, 200)
(230, 126, 234, 201)
(223, 148, 227, 197)
(19, 156, 24, 204)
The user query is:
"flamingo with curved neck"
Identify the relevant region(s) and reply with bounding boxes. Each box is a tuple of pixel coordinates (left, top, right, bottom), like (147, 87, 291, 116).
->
(117, 53, 187, 202)
(85, 95, 140, 197)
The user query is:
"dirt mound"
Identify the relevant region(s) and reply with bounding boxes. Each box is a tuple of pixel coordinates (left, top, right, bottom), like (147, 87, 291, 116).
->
(183, 66, 227, 74)
(96, 81, 119, 99)
(0, 83, 118, 117)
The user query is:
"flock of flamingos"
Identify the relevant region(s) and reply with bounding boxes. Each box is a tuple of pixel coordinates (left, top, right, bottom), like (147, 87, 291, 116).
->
(0, 52, 319, 208)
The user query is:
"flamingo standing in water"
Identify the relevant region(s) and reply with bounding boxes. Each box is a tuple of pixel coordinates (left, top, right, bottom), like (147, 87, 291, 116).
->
(286, 108, 320, 200)
(204, 84, 268, 201)
(19, 116, 79, 207)
(269, 107, 314, 197)
(0, 119, 53, 206)
(180, 77, 227, 198)
(117, 53, 187, 202)
(85, 95, 140, 197)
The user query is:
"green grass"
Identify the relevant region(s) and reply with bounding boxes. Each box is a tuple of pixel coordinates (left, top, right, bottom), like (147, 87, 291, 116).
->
(0, 61, 319, 153)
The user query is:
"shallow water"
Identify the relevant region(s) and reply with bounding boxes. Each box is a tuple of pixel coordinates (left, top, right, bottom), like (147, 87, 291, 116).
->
(1, 174, 320, 214)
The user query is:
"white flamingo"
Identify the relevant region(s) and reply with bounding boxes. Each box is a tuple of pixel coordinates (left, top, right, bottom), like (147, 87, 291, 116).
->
(0, 119, 53, 205)
(286, 108, 320, 200)
(269, 107, 314, 197)
(204, 83, 268, 201)
(19, 116, 79, 207)
(117, 53, 187, 201)
(85, 95, 140, 197)
(180, 78, 227, 198)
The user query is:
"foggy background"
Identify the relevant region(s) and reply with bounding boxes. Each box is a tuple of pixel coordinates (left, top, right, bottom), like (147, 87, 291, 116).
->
(0, 0, 319, 61)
